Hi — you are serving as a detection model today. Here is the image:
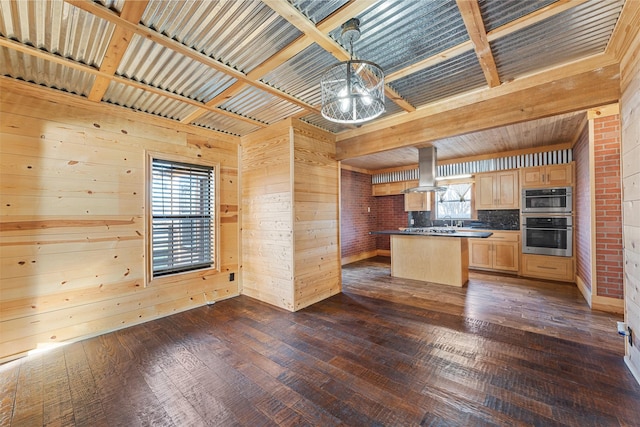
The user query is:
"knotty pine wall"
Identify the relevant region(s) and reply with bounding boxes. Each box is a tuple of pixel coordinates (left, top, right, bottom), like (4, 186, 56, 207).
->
(619, 12, 640, 381)
(240, 119, 341, 312)
(240, 120, 294, 309)
(0, 79, 240, 362)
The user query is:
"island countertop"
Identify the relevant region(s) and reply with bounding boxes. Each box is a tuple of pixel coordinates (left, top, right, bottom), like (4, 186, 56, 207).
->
(370, 229, 493, 238)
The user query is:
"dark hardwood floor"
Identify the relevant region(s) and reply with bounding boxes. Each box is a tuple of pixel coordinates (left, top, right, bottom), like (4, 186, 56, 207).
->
(2, 256, 639, 426)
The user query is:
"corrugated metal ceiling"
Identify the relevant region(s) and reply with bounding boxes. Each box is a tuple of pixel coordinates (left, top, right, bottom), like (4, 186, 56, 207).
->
(389, 48, 487, 108)
(0, 0, 113, 67)
(118, 34, 237, 103)
(335, 0, 470, 75)
(492, 0, 624, 82)
(0, 0, 628, 141)
(478, 0, 558, 32)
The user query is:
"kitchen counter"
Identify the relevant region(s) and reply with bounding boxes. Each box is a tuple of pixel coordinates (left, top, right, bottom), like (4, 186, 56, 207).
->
(371, 228, 493, 287)
(371, 229, 493, 238)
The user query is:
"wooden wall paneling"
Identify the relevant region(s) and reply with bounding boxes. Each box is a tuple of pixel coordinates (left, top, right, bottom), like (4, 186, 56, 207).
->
(0, 77, 238, 144)
(292, 121, 341, 311)
(619, 2, 640, 383)
(1, 272, 236, 357)
(240, 122, 295, 311)
(0, 81, 240, 361)
(239, 119, 340, 312)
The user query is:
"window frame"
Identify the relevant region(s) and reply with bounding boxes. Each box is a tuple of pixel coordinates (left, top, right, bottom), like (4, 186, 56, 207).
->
(434, 179, 475, 220)
(145, 152, 220, 285)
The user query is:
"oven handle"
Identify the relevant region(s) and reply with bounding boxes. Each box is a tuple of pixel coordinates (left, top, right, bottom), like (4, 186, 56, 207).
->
(522, 227, 572, 231)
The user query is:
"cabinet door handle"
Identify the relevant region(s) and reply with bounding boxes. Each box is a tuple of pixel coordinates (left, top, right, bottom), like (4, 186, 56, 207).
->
(538, 265, 558, 270)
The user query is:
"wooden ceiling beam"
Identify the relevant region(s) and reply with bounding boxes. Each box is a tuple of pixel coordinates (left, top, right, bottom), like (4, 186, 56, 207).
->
(87, 0, 148, 102)
(336, 60, 620, 160)
(456, 0, 500, 88)
(261, 0, 350, 61)
(336, 52, 617, 142)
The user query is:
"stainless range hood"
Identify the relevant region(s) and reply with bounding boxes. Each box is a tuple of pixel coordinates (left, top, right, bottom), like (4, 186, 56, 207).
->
(403, 147, 447, 193)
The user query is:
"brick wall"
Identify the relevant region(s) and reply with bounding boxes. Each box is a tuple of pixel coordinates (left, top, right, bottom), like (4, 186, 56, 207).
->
(376, 195, 407, 251)
(574, 123, 591, 291)
(340, 169, 377, 260)
(593, 115, 623, 299)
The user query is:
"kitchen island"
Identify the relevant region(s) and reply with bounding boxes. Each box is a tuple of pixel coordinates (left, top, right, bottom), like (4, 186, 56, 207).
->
(371, 229, 493, 287)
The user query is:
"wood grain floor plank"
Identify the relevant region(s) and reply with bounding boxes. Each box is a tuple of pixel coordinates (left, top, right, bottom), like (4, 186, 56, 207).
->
(63, 342, 106, 425)
(2, 257, 639, 425)
(0, 358, 21, 425)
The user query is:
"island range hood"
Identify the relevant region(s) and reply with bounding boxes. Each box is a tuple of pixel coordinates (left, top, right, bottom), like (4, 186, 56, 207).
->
(403, 146, 447, 193)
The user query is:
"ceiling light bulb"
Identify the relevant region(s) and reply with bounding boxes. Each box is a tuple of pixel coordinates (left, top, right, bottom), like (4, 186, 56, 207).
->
(338, 87, 350, 112)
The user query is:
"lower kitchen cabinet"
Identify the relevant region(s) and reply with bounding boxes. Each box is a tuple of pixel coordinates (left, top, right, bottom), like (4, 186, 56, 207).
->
(469, 231, 520, 273)
(521, 254, 574, 282)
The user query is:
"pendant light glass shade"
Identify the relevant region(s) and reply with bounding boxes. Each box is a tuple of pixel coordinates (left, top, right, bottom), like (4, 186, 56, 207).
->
(321, 60, 385, 123)
(321, 19, 385, 124)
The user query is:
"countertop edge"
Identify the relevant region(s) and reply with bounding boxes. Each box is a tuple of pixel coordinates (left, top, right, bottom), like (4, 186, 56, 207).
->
(370, 230, 493, 238)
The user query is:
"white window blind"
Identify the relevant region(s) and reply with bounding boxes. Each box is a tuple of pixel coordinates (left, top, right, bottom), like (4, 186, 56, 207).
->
(151, 158, 214, 277)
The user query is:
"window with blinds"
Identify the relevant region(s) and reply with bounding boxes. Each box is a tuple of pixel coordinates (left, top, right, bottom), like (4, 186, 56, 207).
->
(151, 158, 215, 277)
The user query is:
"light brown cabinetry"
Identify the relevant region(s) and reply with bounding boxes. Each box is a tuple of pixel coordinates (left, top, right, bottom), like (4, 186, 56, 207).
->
(521, 254, 574, 282)
(372, 180, 418, 196)
(404, 192, 431, 211)
(469, 231, 520, 272)
(475, 170, 519, 209)
(520, 163, 573, 187)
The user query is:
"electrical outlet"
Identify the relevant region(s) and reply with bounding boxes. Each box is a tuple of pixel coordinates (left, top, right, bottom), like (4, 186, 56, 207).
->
(229, 272, 235, 282)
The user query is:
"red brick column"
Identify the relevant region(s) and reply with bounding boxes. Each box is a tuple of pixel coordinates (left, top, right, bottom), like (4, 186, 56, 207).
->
(593, 115, 623, 299)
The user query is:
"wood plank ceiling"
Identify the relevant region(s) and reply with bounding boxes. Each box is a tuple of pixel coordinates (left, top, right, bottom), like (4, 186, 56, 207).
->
(0, 0, 630, 170)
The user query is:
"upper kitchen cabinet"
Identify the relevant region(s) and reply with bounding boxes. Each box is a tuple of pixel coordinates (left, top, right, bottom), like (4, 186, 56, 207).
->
(520, 163, 574, 188)
(372, 180, 418, 196)
(475, 170, 519, 210)
(404, 192, 431, 212)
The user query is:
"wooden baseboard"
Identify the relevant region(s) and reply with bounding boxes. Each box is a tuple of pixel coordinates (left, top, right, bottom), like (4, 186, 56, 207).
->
(575, 275, 623, 313)
(576, 275, 592, 307)
(377, 249, 391, 257)
(341, 250, 378, 265)
(592, 295, 625, 314)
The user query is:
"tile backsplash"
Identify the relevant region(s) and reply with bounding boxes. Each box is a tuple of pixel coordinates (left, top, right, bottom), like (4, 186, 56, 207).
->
(408, 211, 432, 227)
(407, 209, 520, 230)
(477, 210, 520, 230)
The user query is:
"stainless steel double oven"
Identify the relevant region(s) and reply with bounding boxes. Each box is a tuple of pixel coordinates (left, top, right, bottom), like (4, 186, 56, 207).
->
(521, 187, 573, 257)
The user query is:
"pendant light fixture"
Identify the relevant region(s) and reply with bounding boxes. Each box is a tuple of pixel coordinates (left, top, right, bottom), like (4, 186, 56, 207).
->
(321, 18, 385, 124)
